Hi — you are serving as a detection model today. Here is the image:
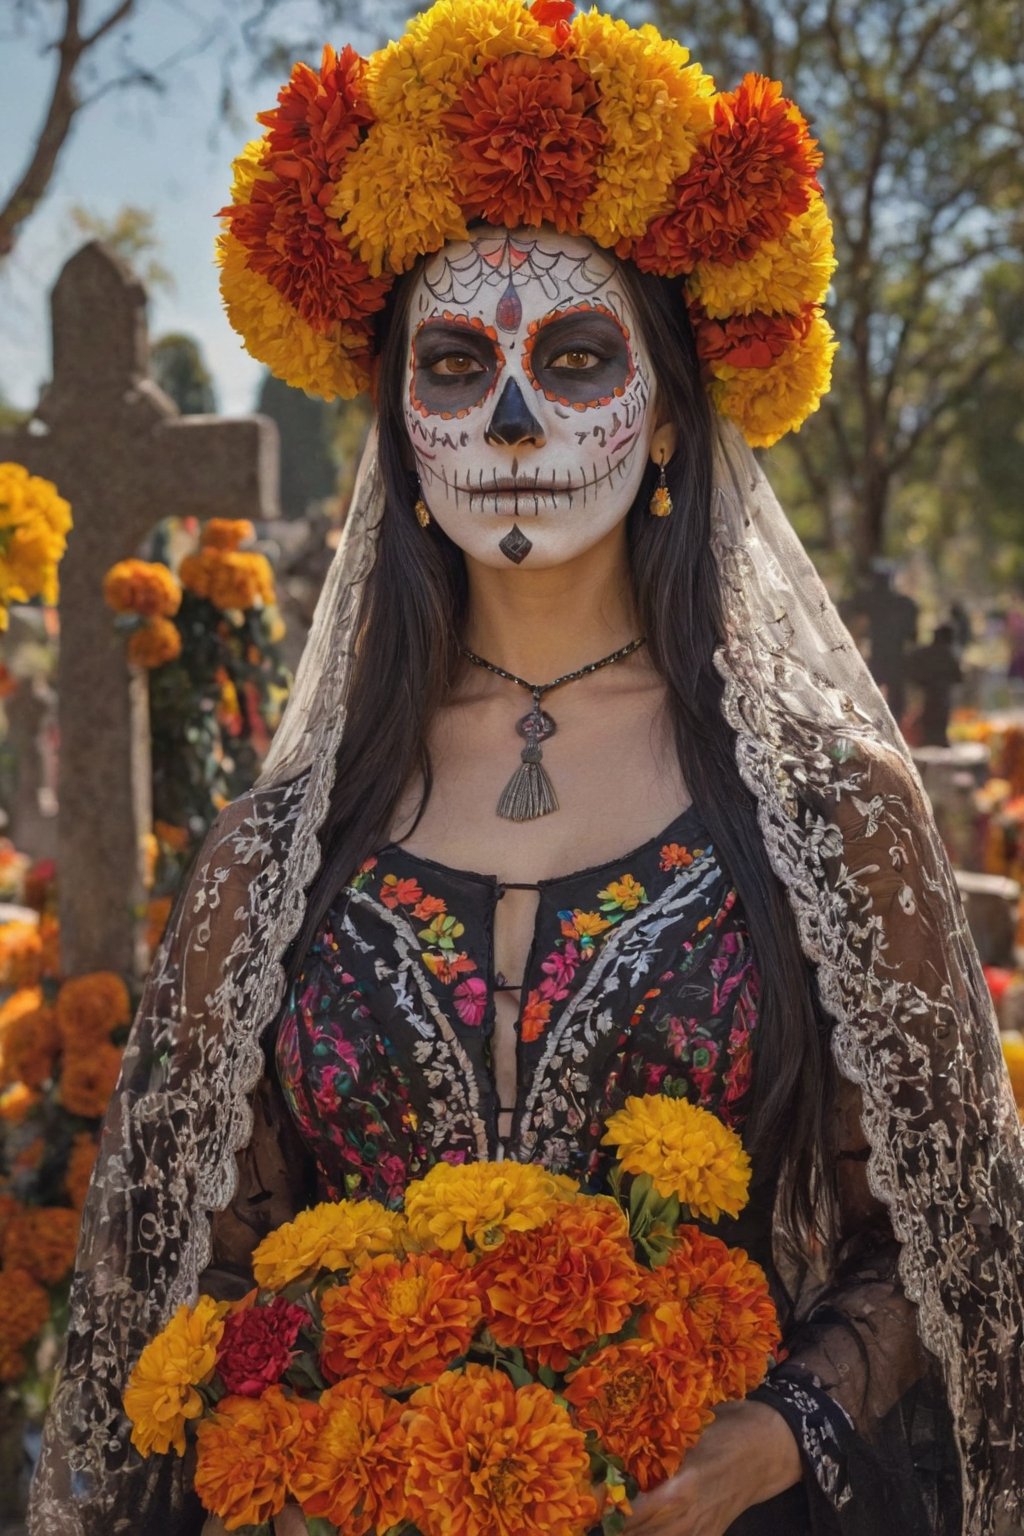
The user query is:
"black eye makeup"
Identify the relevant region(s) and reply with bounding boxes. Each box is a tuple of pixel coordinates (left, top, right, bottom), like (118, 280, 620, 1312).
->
(523, 306, 635, 407)
(410, 317, 504, 419)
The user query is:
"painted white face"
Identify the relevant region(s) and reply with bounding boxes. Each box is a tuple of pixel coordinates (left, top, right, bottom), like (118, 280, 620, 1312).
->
(403, 226, 657, 568)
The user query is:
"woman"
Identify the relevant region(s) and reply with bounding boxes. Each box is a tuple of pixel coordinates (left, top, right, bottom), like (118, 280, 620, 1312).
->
(29, 4, 1024, 1535)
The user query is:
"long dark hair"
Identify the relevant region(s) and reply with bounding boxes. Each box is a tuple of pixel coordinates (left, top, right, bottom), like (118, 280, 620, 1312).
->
(287, 254, 835, 1255)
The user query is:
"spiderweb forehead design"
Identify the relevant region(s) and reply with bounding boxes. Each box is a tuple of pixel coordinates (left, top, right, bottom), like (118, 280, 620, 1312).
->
(423, 234, 623, 333)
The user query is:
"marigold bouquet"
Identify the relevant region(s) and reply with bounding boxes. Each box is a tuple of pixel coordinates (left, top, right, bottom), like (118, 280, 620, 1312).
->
(124, 1094, 780, 1535)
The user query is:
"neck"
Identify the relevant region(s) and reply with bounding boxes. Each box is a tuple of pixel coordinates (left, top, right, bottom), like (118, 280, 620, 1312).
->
(461, 523, 640, 682)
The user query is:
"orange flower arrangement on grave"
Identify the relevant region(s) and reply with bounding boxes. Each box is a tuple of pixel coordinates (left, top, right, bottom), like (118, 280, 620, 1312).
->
(0, 943, 134, 1393)
(124, 1095, 780, 1533)
(103, 558, 182, 619)
(218, 0, 836, 445)
(179, 520, 276, 614)
(0, 463, 72, 629)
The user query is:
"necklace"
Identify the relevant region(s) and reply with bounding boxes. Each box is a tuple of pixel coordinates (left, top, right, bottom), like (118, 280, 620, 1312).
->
(460, 637, 646, 822)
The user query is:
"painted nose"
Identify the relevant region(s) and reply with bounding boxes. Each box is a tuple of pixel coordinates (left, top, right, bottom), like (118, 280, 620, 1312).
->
(484, 377, 546, 447)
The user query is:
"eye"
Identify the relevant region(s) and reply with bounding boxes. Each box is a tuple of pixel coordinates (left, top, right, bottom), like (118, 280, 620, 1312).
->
(548, 347, 601, 371)
(427, 352, 485, 377)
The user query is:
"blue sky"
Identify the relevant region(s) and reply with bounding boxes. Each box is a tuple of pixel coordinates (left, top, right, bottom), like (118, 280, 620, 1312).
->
(0, 2, 382, 417)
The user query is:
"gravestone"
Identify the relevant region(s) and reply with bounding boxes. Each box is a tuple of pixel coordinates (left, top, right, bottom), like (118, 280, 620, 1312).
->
(0, 242, 278, 979)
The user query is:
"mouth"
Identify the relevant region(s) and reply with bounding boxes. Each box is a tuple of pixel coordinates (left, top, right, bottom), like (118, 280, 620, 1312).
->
(468, 479, 572, 495)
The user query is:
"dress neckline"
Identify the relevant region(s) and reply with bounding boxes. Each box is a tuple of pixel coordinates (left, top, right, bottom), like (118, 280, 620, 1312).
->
(376, 799, 705, 891)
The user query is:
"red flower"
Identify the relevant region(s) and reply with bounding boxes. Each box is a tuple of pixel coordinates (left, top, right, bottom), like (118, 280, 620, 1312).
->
(531, 0, 575, 46)
(380, 875, 424, 910)
(259, 45, 373, 192)
(633, 74, 823, 275)
(444, 54, 604, 231)
(691, 306, 813, 371)
(216, 1295, 308, 1397)
(224, 178, 389, 334)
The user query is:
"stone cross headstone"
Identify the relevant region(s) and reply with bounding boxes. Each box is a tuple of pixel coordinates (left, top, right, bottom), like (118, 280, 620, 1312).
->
(0, 242, 278, 979)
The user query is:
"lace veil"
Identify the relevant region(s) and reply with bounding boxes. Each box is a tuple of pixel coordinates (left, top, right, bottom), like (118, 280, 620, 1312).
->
(28, 421, 1024, 1535)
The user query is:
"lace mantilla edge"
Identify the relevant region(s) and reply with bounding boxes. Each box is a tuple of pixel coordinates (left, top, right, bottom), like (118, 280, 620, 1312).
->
(712, 493, 1024, 1533)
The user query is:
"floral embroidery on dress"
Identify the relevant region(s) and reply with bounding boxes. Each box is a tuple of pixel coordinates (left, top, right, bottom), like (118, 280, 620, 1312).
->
(276, 811, 762, 1210)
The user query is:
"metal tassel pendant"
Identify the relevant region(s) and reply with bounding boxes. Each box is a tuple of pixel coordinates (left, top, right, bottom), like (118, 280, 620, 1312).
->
(497, 698, 559, 821)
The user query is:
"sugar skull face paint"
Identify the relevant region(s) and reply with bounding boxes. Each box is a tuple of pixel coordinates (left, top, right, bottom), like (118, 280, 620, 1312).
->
(403, 227, 657, 568)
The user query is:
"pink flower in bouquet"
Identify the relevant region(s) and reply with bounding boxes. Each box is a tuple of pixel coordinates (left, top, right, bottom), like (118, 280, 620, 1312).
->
(216, 1295, 307, 1397)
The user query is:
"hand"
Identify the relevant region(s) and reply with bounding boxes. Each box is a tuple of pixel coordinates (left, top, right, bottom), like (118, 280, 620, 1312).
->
(622, 1400, 802, 1536)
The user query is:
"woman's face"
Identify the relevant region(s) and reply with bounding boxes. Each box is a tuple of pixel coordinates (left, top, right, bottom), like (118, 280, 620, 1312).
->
(402, 226, 658, 568)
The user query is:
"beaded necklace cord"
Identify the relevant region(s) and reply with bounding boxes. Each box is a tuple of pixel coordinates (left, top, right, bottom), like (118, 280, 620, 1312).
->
(460, 637, 646, 821)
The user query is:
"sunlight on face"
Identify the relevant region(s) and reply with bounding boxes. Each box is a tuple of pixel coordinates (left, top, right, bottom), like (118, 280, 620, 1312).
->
(403, 226, 657, 569)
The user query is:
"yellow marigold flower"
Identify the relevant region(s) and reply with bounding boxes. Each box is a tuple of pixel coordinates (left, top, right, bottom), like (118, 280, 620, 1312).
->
(404, 1158, 578, 1252)
(252, 1199, 408, 1291)
(127, 616, 183, 670)
(690, 195, 836, 319)
(0, 1081, 41, 1124)
(0, 986, 58, 1090)
(124, 1295, 230, 1457)
(0, 463, 71, 538)
(103, 558, 182, 619)
(711, 308, 837, 448)
(1003, 1032, 1024, 1108)
(330, 126, 468, 276)
(0, 920, 43, 989)
(603, 1094, 751, 1221)
(573, 12, 715, 246)
(225, 137, 273, 207)
(217, 232, 372, 400)
(367, 0, 555, 123)
(0, 1266, 50, 1348)
(201, 518, 255, 552)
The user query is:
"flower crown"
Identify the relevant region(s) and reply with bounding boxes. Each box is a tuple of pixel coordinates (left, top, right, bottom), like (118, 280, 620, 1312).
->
(218, 0, 837, 447)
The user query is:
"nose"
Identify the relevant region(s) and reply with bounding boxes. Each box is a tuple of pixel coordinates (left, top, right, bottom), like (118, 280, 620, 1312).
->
(484, 377, 546, 447)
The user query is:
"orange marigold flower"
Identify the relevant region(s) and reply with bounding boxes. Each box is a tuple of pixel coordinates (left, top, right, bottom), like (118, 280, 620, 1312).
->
(59, 1040, 122, 1118)
(194, 1385, 313, 1525)
(200, 518, 255, 551)
(520, 989, 551, 1042)
(405, 1363, 598, 1536)
(154, 819, 191, 853)
(2, 1204, 79, 1284)
(0, 1265, 50, 1347)
(320, 1250, 482, 1389)
(0, 920, 43, 989)
(259, 45, 373, 190)
(125, 1295, 230, 1458)
(0, 1081, 41, 1124)
(55, 971, 131, 1052)
(692, 304, 813, 372)
(102, 558, 182, 619)
(634, 74, 823, 275)
(224, 175, 390, 335)
(0, 1339, 27, 1383)
(0, 987, 58, 1089)
(531, 0, 575, 45)
(208, 550, 276, 612)
(640, 1224, 780, 1401)
(444, 53, 604, 230)
(660, 842, 696, 870)
(146, 896, 174, 955)
(65, 1131, 97, 1210)
(127, 617, 182, 670)
(289, 1379, 408, 1534)
(564, 1336, 713, 1490)
(0, 1191, 17, 1243)
(475, 1197, 642, 1369)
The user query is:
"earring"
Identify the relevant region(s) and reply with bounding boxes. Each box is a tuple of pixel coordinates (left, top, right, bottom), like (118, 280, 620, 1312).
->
(414, 495, 431, 528)
(649, 456, 673, 518)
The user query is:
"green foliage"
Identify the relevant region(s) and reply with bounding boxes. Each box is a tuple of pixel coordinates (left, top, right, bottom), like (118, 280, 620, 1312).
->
(151, 334, 218, 417)
(638, 0, 1024, 578)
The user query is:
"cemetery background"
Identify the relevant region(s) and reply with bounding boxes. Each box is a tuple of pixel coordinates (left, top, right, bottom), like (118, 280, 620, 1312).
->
(0, 0, 1022, 1530)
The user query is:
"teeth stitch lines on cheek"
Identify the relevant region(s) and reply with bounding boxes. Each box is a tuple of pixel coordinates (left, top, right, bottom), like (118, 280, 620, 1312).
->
(404, 226, 657, 570)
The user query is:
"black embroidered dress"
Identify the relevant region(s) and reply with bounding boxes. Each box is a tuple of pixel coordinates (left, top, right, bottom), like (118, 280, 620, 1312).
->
(271, 804, 956, 1536)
